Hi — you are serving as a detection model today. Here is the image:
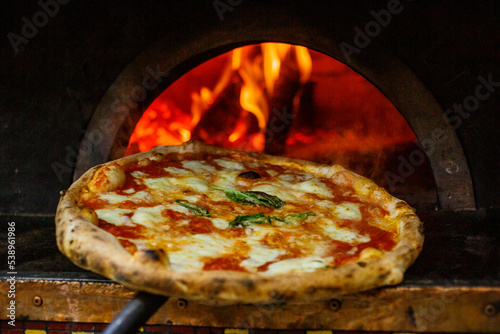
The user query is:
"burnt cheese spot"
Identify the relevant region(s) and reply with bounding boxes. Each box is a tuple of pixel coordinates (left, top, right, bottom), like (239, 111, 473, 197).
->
(238, 171, 261, 179)
(78, 255, 87, 266)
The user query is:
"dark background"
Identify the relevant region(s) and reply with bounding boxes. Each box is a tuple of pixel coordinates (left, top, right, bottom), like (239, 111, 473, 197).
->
(1, 0, 498, 214)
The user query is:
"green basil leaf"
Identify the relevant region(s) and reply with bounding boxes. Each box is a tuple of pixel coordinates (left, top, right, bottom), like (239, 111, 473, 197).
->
(175, 200, 210, 217)
(229, 212, 271, 227)
(211, 186, 285, 208)
(270, 212, 316, 224)
(230, 212, 316, 228)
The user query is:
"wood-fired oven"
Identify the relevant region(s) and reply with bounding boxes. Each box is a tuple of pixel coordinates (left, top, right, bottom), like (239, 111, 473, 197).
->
(1, 0, 498, 332)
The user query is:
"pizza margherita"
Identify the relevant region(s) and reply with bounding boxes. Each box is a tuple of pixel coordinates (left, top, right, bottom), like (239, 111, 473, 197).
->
(55, 140, 424, 303)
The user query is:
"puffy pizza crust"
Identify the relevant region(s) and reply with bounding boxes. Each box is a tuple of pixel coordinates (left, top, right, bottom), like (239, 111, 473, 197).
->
(55, 140, 424, 303)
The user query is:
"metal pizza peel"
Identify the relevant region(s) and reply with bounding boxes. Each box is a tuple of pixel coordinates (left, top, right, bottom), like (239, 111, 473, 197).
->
(102, 292, 168, 334)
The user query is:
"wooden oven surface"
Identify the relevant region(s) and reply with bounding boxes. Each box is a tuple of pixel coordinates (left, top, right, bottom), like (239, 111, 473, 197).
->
(1, 210, 498, 332)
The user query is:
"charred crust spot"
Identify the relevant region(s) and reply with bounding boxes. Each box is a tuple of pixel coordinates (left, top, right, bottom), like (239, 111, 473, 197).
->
(78, 255, 87, 266)
(395, 202, 407, 210)
(69, 240, 74, 245)
(151, 153, 164, 161)
(378, 271, 390, 279)
(70, 228, 75, 233)
(357, 261, 367, 268)
(115, 273, 125, 282)
(212, 278, 226, 284)
(144, 250, 161, 261)
(419, 225, 425, 235)
(269, 290, 288, 302)
(346, 273, 353, 278)
(239, 279, 255, 290)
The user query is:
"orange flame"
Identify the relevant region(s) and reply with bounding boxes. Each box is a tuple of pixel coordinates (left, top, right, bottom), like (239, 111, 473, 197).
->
(126, 43, 313, 155)
(126, 43, 416, 165)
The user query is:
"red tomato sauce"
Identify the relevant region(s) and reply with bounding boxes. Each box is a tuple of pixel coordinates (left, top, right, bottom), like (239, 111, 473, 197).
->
(325, 209, 397, 266)
(203, 256, 248, 272)
(119, 239, 138, 254)
(90, 167, 111, 189)
(80, 197, 110, 210)
(257, 254, 300, 272)
(98, 219, 145, 239)
(116, 172, 148, 195)
(187, 218, 214, 234)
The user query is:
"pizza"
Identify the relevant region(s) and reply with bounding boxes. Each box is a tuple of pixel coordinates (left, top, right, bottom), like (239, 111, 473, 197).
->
(55, 140, 424, 303)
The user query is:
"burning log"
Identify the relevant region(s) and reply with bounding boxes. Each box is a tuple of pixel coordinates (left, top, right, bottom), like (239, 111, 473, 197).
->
(264, 49, 302, 156)
(191, 76, 260, 148)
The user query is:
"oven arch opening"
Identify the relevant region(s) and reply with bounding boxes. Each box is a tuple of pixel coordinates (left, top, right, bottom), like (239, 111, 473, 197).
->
(74, 33, 475, 211)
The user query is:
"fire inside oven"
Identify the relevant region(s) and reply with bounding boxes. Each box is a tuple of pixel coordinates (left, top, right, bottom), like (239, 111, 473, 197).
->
(122, 43, 435, 210)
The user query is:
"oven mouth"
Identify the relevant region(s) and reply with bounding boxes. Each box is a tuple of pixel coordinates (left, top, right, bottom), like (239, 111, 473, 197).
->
(122, 43, 434, 209)
(73, 36, 475, 212)
(125, 43, 417, 157)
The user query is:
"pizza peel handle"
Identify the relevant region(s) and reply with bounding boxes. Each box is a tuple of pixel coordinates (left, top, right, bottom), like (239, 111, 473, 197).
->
(102, 292, 168, 334)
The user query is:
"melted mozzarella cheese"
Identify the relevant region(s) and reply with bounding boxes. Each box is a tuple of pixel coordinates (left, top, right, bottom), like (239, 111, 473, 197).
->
(212, 172, 239, 189)
(142, 177, 175, 191)
(95, 208, 133, 225)
(99, 190, 153, 204)
(88, 153, 393, 275)
(240, 246, 282, 272)
(182, 160, 217, 173)
(320, 218, 370, 244)
(294, 179, 333, 198)
(213, 159, 245, 170)
(168, 234, 235, 272)
(132, 205, 168, 229)
(211, 218, 230, 229)
(169, 176, 209, 193)
(165, 167, 192, 176)
(250, 184, 297, 201)
(278, 173, 295, 182)
(332, 202, 362, 220)
(265, 257, 331, 275)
